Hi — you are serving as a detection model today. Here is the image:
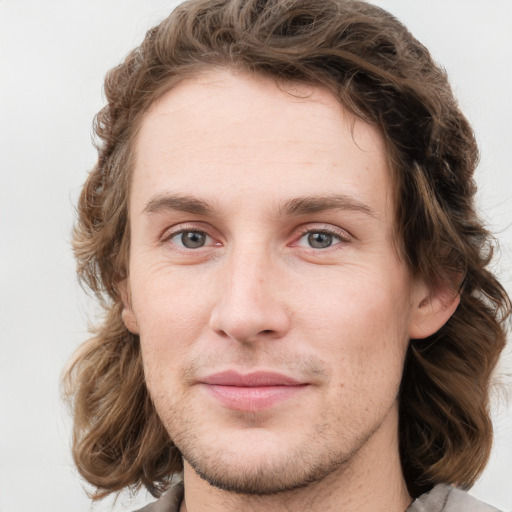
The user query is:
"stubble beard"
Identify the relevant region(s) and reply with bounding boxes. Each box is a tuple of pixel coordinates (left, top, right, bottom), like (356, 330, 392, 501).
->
(182, 434, 355, 496)
(148, 353, 384, 497)
(163, 398, 373, 496)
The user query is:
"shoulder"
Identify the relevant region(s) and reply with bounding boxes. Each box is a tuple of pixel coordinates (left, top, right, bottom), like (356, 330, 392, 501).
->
(134, 481, 184, 512)
(407, 484, 502, 512)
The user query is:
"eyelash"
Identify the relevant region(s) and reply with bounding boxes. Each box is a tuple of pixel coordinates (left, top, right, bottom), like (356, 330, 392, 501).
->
(292, 224, 351, 250)
(160, 223, 351, 252)
(161, 225, 219, 250)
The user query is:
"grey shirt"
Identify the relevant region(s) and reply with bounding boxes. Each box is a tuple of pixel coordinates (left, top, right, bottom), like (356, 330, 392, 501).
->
(408, 484, 501, 512)
(136, 482, 502, 511)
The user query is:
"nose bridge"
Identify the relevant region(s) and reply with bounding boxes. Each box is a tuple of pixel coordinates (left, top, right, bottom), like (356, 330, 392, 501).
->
(230, 243, 269, 299)
(209, 241, 290, 342)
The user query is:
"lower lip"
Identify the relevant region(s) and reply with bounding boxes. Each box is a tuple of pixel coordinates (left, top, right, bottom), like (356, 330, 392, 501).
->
(201, 384, 307, 411)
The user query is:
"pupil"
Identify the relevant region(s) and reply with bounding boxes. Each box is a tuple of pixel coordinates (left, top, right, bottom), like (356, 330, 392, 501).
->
(308, 232, 332, 248)
(182, 231, 205, 248)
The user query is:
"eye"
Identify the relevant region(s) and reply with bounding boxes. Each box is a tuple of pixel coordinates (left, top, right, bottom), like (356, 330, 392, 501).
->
(305, 232, 335, 249)
(293, 227, 349, 250)
(169, 230, 212, 249)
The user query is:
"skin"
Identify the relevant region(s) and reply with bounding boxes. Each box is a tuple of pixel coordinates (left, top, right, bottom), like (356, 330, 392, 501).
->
(122, 69, 458, 512)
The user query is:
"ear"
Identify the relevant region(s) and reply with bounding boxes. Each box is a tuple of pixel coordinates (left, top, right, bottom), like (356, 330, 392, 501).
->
(119, 279, 139, 335)
(409, 278, 461, 340)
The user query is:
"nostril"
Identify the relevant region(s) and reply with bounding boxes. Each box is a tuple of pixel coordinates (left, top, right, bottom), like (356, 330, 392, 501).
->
(209, 298, 291, 342)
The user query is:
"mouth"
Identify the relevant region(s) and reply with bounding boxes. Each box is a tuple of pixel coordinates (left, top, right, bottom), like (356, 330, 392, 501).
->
(198, 370, 309, 411)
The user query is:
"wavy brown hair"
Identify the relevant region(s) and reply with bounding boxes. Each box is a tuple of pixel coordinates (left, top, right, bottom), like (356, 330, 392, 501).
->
(64, 0, 511, 500)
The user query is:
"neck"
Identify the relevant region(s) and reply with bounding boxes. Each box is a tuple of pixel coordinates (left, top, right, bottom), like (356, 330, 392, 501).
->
(180, 406, 412, 512)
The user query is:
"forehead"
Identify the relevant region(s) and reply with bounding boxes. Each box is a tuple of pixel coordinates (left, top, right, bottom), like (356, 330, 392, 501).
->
(132, 69, 393, 221)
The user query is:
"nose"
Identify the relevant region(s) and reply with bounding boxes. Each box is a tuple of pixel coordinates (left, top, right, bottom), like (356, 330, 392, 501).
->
(208, 247, 291, 344)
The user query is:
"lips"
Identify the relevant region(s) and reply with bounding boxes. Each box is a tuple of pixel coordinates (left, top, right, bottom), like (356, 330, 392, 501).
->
(201, 371, 303, 387)
(198, 371, 308, 411)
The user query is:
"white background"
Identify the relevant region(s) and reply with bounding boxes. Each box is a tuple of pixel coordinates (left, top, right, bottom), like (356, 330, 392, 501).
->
(0, 1, 511, 511)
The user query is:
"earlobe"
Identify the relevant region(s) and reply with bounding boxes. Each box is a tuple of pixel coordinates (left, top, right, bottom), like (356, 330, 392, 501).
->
(122, 306, 139, 334)
(119, 280, 139, 335)
(409, 282, 461, 340)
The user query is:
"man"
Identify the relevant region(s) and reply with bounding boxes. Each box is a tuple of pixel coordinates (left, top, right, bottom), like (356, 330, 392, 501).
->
(65, 0, 510, 510)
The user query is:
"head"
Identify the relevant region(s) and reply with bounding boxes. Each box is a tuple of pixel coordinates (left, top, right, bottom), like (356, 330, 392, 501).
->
(66, 0, 510, 500)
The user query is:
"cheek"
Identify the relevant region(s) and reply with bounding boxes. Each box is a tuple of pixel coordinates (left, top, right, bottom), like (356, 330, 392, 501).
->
(300, 267, 412, 387)
(298, 263, 411, 336)
(131, 269, 214, 380)
(132, 261, 213, 332)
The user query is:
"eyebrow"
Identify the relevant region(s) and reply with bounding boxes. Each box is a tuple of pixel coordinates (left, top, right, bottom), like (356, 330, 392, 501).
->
(277, 195, 378, 218)
(142, 193, 377, 219)
(143, 194, 216, 216)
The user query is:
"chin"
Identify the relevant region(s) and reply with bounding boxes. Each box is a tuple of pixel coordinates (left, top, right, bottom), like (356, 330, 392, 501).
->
(180, 431, 352, 496)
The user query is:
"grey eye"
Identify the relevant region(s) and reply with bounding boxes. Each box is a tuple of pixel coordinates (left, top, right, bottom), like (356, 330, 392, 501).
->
(307, 232, 333, 248)
(178, 231, 207, 248)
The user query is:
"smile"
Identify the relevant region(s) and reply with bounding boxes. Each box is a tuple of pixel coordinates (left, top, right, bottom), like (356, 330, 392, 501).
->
(199, 371, 309, 411)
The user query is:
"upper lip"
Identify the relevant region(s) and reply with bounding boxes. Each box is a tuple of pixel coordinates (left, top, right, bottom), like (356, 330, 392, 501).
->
(199, 371, 305, 387)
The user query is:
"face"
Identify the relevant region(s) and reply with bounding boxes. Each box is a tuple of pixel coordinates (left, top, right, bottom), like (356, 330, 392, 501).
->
(123, 69, 427, 495)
